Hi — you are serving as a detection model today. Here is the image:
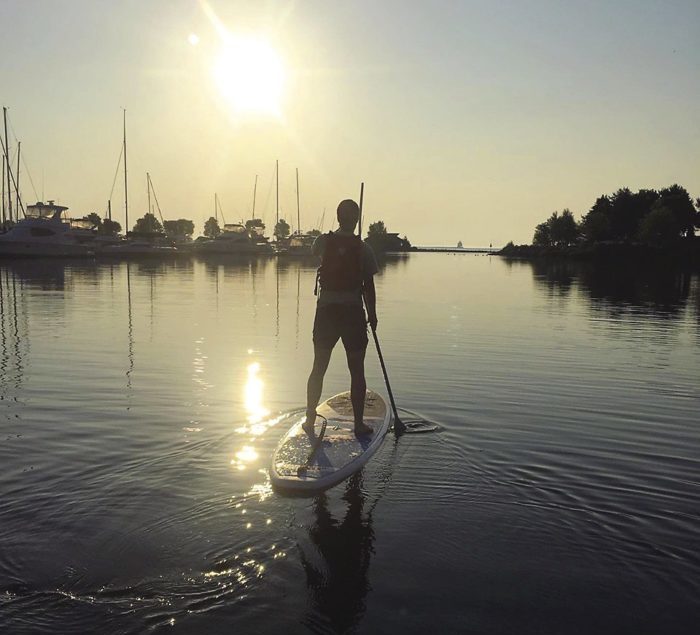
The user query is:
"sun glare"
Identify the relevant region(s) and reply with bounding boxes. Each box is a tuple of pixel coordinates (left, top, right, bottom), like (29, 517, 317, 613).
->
(244, 362, 269, 424)
(188, 33, 200, 46)
(212, 35, 286, 117)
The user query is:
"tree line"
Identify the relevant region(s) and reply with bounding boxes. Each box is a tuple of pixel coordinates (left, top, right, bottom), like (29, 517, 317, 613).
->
(531, 185, 700, 247)
(80, 212, 412, 248)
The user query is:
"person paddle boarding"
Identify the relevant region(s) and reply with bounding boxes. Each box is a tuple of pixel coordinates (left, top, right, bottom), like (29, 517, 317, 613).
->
(304, 199, 379, 437)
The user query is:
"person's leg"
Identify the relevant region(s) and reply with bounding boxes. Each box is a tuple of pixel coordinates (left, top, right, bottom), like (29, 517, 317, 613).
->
(346, 348, 372, 436)
(305, 306, 339, 434)
(304, 344, 333, 433)
(341, 305, 372, 436)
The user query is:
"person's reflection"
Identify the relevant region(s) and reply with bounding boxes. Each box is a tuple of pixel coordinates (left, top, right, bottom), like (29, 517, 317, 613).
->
(301, 472, 374, 633)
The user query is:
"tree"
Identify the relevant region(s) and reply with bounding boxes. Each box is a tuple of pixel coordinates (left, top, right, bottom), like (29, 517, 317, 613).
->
(83, 212, 102, 229)
(533, 221, 552, 246)
(367, 221, 387, 239)
(274, 218, 290, 240)
(163, 219, 194, 239)
(530, 183, 698, 249)
(608, 188, 639, 240)
(580, 196, 613, 242)
(606, 188, 660, 241)
(307, 229, 322, 237)
(551, 209, 579, 246)
(636, 205, 679, 246)
(133, 212, 163, 234)
(657, 184, 696, 237)
(580, 212, 610, 243)
(532, 210, 579, 247)
(101, 219, 121, 235)
(204, 216, 221, 238)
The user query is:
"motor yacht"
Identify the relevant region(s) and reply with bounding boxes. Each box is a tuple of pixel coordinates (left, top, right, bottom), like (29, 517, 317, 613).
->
(0, 201, 97, 257)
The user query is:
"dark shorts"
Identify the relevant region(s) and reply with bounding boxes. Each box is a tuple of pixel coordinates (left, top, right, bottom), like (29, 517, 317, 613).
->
(313, 304, 368, 352)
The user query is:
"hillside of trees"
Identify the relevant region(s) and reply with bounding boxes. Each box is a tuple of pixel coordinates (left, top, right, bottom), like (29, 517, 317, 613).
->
(501, 185, 700, 265)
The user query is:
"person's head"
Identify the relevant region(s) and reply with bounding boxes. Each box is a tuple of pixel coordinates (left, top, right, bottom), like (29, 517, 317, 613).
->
(337, 199, 360, 231)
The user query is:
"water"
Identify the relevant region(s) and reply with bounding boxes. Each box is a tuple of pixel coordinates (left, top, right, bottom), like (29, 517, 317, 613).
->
(1, 254, 699, 634)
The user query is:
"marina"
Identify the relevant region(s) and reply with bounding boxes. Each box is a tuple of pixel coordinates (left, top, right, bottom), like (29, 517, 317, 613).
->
(2, 1, 699, 633)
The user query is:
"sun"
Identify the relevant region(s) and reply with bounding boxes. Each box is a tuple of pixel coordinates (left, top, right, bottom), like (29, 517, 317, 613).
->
(212, 35, 286, 117)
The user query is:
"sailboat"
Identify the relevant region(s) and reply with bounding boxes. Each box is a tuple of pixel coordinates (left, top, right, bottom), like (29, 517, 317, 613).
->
(278, 168, 316, 258)
(99, 113, 178, 258)
(194, 192, 272, 256)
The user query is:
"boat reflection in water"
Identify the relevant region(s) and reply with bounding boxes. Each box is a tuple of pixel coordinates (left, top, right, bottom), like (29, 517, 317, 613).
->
(301, 473, 374, 633)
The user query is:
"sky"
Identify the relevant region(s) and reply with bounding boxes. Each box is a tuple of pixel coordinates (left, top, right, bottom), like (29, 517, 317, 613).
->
(1, 0, 699, 245)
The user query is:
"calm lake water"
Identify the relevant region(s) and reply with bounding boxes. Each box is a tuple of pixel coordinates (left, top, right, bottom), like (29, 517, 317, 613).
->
(1, 253, 699, 634)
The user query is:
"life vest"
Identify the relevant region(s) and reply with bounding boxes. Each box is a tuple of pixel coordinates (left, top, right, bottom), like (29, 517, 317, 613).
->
(317, 232, 363, 293)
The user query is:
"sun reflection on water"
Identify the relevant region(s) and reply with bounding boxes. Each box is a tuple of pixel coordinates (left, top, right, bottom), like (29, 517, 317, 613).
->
(231, 362, 275, 472)
(234, 360, 286, 437)
(244, 362, 268, 424)
(235, 445, 259, 463)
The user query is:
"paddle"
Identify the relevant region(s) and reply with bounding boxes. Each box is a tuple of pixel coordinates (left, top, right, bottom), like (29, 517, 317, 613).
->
(370, 325, 406, 433)
(358, 182, 406, 434)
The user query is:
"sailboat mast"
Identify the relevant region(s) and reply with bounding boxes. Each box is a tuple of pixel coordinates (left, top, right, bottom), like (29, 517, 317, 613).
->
(108, 199, 112, 221)
(275, 159, 279, 231)
(1, 154, 5, 225)
(147, 172, 151, 215)
(216, 193, 225, 225)
(252, 174, 258, 219)
(149, 175, 165, 223)
(214, 193, 218, 223)
(3, 107, 13, 223)
(15, 141, 20, 217)
(296, 167, 300, 235)
(123, 109, 129, 235)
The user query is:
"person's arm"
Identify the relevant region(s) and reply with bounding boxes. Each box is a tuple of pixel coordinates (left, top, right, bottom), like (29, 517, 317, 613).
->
(363, 275, 377, 331)
(312, 234, 325, 259)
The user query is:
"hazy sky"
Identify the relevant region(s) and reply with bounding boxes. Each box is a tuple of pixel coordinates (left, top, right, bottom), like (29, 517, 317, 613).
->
(2, 0, 699, 245)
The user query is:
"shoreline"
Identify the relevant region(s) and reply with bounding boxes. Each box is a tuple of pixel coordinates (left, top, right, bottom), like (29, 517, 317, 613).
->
(497, 240, 700, 268)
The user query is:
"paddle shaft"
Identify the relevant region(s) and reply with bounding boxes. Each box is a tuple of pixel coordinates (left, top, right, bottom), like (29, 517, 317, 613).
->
(358, 183, 404, 433)
(370, 326, 405, 433)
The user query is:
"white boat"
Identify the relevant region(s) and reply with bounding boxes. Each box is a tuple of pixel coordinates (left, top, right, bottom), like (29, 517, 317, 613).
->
(195, 223, 273, 255)
(278, 232, 317, 257)
(0, 201, 97, 258)
(275, 169, 318, 257)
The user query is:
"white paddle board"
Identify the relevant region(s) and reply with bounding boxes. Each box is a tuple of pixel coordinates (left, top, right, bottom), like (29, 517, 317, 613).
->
(271, 390, 392, 493)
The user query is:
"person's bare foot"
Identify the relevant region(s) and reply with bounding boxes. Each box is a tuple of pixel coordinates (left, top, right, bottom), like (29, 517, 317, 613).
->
(302, 413, 316, 435)
(354, 421, 373, 437)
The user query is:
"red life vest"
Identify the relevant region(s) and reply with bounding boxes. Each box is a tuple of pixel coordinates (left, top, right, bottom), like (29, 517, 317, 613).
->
(318, 232, 363, 293)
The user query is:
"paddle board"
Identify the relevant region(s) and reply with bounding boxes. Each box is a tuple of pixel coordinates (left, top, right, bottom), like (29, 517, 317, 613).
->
(270, 390, 392, 493)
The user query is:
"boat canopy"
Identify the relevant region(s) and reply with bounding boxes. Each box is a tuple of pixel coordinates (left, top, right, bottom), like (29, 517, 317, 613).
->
(289, 234, 315, 248)
(223, 224, 246, 234)
(69, 219, 95, 230)
(26, 201, 69, 220)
